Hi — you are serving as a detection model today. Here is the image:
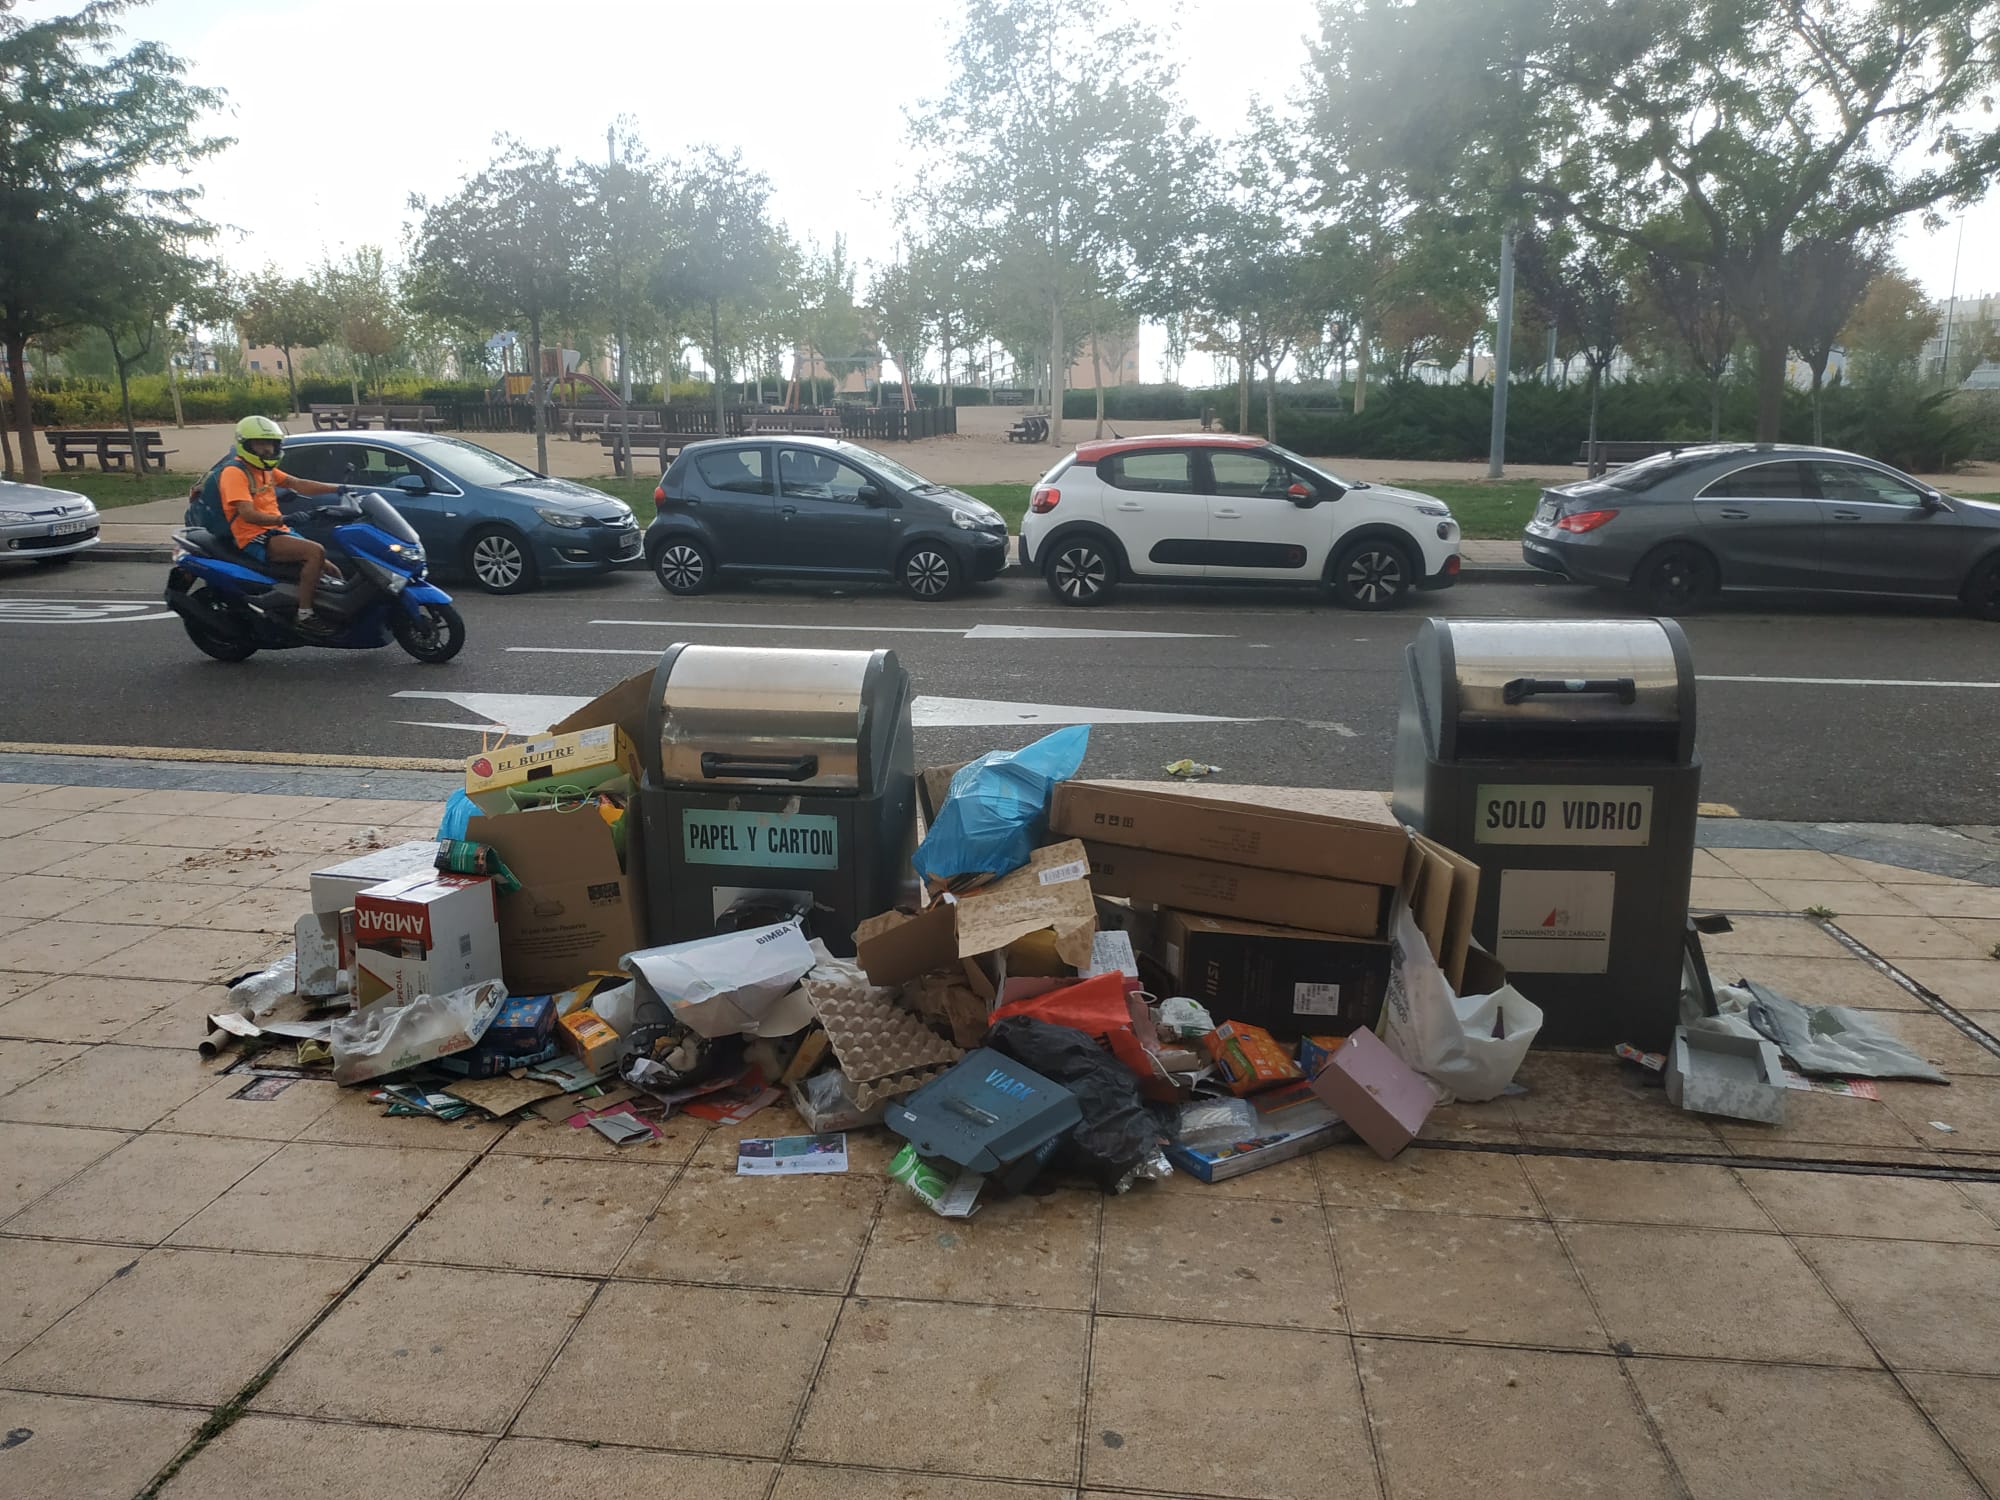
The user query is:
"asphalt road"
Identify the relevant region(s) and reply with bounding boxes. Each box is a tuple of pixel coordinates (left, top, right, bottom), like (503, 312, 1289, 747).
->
(4, 557, 1998, 824)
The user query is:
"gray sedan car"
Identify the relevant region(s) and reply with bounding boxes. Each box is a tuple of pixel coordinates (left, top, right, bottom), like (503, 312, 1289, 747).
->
(0, 480, 99, 564)
(1522, 444, 2000, 618)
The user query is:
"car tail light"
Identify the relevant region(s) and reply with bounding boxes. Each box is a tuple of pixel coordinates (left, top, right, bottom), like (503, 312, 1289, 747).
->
(1030, 485, 1060, 514)
(1556, 508, 1619, 533)
(653, 486, 665, 503)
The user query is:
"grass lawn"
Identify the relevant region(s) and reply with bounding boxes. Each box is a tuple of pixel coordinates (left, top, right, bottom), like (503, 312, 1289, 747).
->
(35, 470, 200, 509)
(1402, 479, 1544, 539)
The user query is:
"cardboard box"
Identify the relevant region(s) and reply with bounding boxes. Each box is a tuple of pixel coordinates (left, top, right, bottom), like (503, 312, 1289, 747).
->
(467, 807, 640, 997)
(1052, 781, 1410, 887)
(1202, 1020, 1305, 1095)
(1084, 841, 1390, 938)
(481, 993, 558, 1053)
(1309, 1025, 1434, 1160)
(1143, 909, 1392, 1040)
(1298, 1035, 1345, 1076)
(464, 724, 641, 813)
(310, 841, 442, 916)
(855, 839, 1096, 1001)
(1165, 1080, 1350, 1182)
(353, 871, 503, 1006)
(557, 1009, 621, 1074)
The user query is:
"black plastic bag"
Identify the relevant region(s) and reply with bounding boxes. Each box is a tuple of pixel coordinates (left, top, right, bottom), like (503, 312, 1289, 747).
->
(987, 1017, 1163, 1188)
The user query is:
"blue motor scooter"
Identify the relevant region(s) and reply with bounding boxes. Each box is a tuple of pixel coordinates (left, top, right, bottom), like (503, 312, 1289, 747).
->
(166, 490, 465, 663)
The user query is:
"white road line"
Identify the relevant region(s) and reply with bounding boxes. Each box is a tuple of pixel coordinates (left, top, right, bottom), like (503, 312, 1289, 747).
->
(1698, 675, 2000, 689)
(587, 618, 1228, 641)
(591, 618, 963, 634)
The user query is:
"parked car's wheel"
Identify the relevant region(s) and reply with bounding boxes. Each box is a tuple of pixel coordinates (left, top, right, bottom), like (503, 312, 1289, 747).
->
(464, 526, 537, 594)
(653, 536, 714, 596)
(1329, 537, 1415, 610)
(1043, 535, 1118, 606)
(899, 543, 960, 601)
(392, 602, 466, 663)
(1962, 554, 2000, 622)
(1633, 543, 1718, 614)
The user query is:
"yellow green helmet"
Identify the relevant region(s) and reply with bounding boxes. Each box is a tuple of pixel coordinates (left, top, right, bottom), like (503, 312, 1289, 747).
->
(234, 414, 286, 470)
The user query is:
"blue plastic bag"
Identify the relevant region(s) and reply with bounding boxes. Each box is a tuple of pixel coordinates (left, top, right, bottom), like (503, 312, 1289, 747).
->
(436, 788, 479, 841)
(912, 725, 1089, 885)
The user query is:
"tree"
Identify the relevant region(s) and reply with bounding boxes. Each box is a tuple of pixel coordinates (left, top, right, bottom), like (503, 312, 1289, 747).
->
(1840, 267, 1940, 382)
(870, 254, 931, 412)
(915, 0, 1197, 445)
(791, 236, 866, 408)
(408, 139, 593, 471)
(650, 147, 784, 431)
(1516, 227, 1632, 472)
(584, 124, 671, 409)
(1631, 219, 1737, 438)
(0, 4, 227, 481)
(75, 220, 219, 465)
(235, 267, 332, 415)
(321, 246, 404, 401)
(1783, 238, 1883, 444)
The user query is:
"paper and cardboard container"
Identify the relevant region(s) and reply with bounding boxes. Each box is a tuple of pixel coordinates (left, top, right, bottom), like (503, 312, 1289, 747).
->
(1052, 781, 1410, 886)
(352, 871, 503, 1006)
(464, 724, 642, 814)
(1084, 841, 1390, 938)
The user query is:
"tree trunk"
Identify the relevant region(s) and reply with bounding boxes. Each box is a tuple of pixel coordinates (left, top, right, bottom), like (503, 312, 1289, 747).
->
(167, 342, 185, 428)
(1353, 312, 1369, 414)
(1754, 330, 1786, 442)
(1586, 365, 1603, 477)
(528, 313, 549, 474)
(348, 361, 359, 405)
(0, 418, 13, 481)
(1091, 329, 1105, 439)
(8, 333, 42, 484)
(710, 298, 726, 435)
(1237, 353, 1250, 432)
(1810, 365, 1826, 446)
(1708, 369, 1722, 441)
(1465, 334, 1478, 385)
(1264, 365, 1278, 442)
(110, 332, 142, 482)
(1047, 295, 1064, 447)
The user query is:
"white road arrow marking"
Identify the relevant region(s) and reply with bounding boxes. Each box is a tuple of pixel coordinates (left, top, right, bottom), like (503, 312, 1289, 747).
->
(0, 599, 172, 624)
(587, 618, 1227, 641)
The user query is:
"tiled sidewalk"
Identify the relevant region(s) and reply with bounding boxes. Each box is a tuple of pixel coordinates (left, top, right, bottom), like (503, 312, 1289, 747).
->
(2, 770, 1999, 1500)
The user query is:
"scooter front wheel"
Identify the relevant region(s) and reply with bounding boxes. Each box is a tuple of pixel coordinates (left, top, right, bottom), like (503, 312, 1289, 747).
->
(182, 613, 257, 662)
(392, 602, 465, 664)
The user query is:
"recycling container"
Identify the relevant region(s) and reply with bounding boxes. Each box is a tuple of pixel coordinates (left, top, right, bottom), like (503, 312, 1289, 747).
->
(1392, 618, 1700, 1050)
(640, 643, 917, 954)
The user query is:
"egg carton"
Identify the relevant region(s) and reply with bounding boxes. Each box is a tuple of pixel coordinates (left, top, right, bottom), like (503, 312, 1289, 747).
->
(801, 957, 963, 1087)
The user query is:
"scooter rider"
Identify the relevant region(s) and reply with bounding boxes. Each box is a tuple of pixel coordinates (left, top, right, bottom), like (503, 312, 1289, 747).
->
(212, 415, 344, 629)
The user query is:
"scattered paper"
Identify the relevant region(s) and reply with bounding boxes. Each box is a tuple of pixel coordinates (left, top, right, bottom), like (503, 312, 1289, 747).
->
(681, 1079, 781, 1126)
(737, 1133, 849, 1175)
(229, 1076, 297, 1101)
(1780, 1069, 1880, 1099)
(566, 1100, 662, 1140)
(443, 1075, 566, 1117)
(1162, 758, 1219, 779)
(524, 1055, 610, 1092)
(586, 1111, 654, 1145)
(1930, 1120, 1957, 1133)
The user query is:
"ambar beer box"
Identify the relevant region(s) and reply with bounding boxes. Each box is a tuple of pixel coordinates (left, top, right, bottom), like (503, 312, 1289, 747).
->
(353, 870, 502, 1006)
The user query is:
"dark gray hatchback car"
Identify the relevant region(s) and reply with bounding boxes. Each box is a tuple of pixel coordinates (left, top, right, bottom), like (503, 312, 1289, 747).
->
(643, 435, 1008, 599)
(1522, 443, 2000, 618)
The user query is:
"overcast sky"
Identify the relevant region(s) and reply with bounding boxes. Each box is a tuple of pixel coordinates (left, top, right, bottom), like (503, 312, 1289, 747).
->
(132, 0, 1997, 378)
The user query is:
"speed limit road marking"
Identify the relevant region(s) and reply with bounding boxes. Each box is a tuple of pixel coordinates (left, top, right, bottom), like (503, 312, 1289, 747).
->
(0, 599, 172, 624)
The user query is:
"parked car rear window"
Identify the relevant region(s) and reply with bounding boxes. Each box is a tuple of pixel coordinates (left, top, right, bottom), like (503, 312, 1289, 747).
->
(1104, 451, 1194, 493)
(696, 448, 772, 495)
(1599, 451, 1723, 493)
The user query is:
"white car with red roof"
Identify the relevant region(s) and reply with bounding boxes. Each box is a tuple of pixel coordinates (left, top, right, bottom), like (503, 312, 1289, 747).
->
(1019, 433, 1461, 608)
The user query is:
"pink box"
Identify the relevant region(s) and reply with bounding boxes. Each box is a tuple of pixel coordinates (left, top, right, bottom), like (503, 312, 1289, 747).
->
(1308, 1025, 1433, 1161)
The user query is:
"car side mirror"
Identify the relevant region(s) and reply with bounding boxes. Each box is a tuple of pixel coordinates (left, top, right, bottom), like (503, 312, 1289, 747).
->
(392, 473, 429, 495)
(1287, 482, 1318, 507)
(857, 482, 887, 507)
(1919, 488, 1945, 512)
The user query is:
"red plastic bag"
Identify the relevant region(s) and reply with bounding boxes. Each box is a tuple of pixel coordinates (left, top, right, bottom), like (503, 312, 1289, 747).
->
(988, 972, 1178, 1099)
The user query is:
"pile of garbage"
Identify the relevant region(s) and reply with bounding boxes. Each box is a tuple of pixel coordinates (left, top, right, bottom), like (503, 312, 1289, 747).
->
(205, 670, 1561, 1214)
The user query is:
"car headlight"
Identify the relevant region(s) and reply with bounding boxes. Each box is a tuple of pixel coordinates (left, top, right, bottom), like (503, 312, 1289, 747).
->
(536, 508, 587, 529)
(1415, 503, 1451, 518)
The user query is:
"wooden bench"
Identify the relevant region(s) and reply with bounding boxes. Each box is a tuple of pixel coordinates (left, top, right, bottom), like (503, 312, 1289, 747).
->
(309, 403, 357, 430)
(382, 404, 444, 432)
(564, 407, 662, 441)
(740, 411, 842, 436)
(598, 429, 712, 477)
(50, 428, 175, 473)
(1574, 439, 1695, 471)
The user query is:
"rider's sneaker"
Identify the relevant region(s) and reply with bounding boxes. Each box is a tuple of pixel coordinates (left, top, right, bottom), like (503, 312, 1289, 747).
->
(296, 610, 337, 637)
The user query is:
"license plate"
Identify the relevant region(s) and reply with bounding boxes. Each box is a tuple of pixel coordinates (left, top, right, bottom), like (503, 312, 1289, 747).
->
(1533, 501, 1557, 526)
(48, 519, 91, 536)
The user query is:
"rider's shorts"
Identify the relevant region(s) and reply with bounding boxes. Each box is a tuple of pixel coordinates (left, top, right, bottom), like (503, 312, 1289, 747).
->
(240, 526, 288, 562)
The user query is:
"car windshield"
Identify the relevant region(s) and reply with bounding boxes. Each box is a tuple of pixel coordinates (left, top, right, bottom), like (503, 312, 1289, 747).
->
(1597, 450, 1727, 493)
(1269, 444, 1356, 489)
(836, 442, 941, 493)
(403, 434, 542, 487)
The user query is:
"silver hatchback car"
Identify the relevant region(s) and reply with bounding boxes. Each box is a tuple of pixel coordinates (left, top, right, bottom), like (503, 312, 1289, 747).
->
(0, 480, 100, 564)
(1522, 444, 2000, 619)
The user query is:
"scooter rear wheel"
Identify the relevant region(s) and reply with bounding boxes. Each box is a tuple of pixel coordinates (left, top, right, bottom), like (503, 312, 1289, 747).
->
(392, 602, 465, 664)
(181, 613, 256, 662)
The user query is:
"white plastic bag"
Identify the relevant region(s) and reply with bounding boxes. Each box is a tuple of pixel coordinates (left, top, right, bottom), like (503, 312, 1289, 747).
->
(330, 978, 507, 1086)
(1377, 900, 1541, 1103)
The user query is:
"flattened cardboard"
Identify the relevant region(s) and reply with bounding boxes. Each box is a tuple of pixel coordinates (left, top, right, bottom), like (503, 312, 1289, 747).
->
(1405, 832, 1479, 992)
(1084, 841, 1388, 938)
(1052, 780, 1409, 886)
(468, 807, 639, 997)
(442, 1074, 565, 1117)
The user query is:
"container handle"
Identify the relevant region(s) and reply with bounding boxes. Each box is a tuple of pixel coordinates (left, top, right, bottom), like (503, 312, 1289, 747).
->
(1502, 676, 1637, 706)
(699, 751, 820, 782)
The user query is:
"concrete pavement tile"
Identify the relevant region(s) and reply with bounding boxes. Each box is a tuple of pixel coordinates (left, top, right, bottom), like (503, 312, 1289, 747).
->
(1714, 1088, 1933, 1153)
(58, 880, 237, 927)
(1800, 1236, 2000, 1374)
(1504, 1051, 1725, 1142)
(0, 970, 55, 1005)
(1517, 1130, 1739, 1155)
(1522, 1156, 1771, 1229)
(0, 914, 33, 939)
(0, 1246, 354, 1402)
(1897, 959, 2000, 1009)
(155, 1073, 339, 1141)
(1722, 953, 1929, 1009)
(0, 1121, 128, 1217)
(492, 1108, 706, 1164)
(1737, 1167, 2000, 1244)
(169, 1141, 471, 1259)
(1724, 1138, 1939, 1166)
(1835, 914, 1989, 961)
(76, 924, 284, 983)
(794, 1298, 1085, 1481)
(1878, 1077, 2000, 1154)
(186, 883, 318, 933)
(855, 1184, 1098, 1310)
(1963, 1181, 2000, 1226)
(298, 1086, 511, 1150)
(37, 809, 183, 844)
(9, 785, 150, 811)
(155, 1415, 489, 1500)
(392, 1154, 672, 1273)
(467, 1440, 772, 1500)
(6, 1132, 277, 1244)
(0, 873, 126, 919)
(0, 781, 59, 803)
(0, 1038, 88, 1096)
(1837, 854, 1963, 884)
(1903, 1373, 2000, 1494)
(296, 797, 436, 826)
(1751, 879, 1924, 917)
(0, 805, 88, 837)
(0, 1042, 211, 1128)
(1716, 848, 1863, 882)
(1358, 1339, 1675, 1499)
(34, 842, 213, 882)
(1562, 1222, 1875, 1366)
(1699, 915, 1850, 960)
(0, 1391, 205, 1500)
(1895, 884, 2000, 919)
(0, 836, 96, 874)
(1634, 1359, 1981, 1499)
(1331, 1207, 1604, 1349)
(1939, 916, 2000, 954)
(126, 813, 294, 848)
(1414, 1095, 1523, 1143)
(114, 982, 238, 1048)
(1689, 848, 1737, 878)
(1884, 1014, 2000, 1077)
(0, 974, 199, 1042)
(0, 919, 149, 975)
(618, 1162, 882, 1293)
(1083, 1319, 1375, 1499)
(1145, 1143, 1322, 1200)
(254, 1263, 592, 1432)
(1688, 876, 1772, 910)
(1317, 1145, 1541, 1217)
(772, 1469, 1072, 1500)
(0, 1237, 136, 1360)
(1100, 1189, 1341, 1330)
(518, 1281, 837, 1458)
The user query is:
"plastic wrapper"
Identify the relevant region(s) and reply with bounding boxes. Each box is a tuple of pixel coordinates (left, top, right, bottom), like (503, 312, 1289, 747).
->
(1735, 980, 1946, 1082)
(1172, 1096, 1261, 1153)
(227, 953, 298, 1017)
(330, 978, 508, 1086)
(436, 788, 479, 842)
(1377, 899, 1541, 1102)
(434, 838, 520, 893)
(887, 1142, 984, 1218)
(912, 724, 1089, 885)
(986, 1017, 1164, 1189)
(1155, 996, 1216, 1040)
